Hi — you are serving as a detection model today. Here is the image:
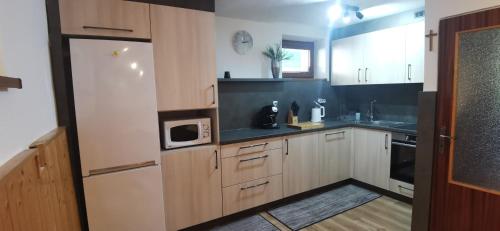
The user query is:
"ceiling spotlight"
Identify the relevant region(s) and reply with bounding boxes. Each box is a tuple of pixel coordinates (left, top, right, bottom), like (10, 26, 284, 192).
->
(328, 4, 343, 22)
(356, 11, 364, 20)
(342, 12, 351, 24)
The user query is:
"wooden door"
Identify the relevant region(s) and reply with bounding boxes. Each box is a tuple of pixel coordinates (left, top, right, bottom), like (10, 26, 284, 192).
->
(161, 145, 222, 231)
(283, 133, 320, 197)
(151, 5, 218, 111)
(353, 129, 391, 189)
(405, 21, 425, 83)
(431, 8, 500, 231)
(331, 35, 364, 85)
(319, 129, 352, 186)
(58, 0, 151, 38)
(364, 27, 406, 84)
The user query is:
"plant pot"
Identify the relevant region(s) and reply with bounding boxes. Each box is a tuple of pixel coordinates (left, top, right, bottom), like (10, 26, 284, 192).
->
(271, 60, 281, 79)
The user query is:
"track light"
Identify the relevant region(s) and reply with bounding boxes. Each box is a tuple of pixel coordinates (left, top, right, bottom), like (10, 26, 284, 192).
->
(356, 11, 364, 19)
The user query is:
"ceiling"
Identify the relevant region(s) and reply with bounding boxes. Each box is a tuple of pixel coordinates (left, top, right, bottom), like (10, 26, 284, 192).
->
(215, 0, 424, 28)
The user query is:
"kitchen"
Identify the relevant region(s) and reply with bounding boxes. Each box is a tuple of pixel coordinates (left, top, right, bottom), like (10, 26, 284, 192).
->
(2, 0, 500, 231)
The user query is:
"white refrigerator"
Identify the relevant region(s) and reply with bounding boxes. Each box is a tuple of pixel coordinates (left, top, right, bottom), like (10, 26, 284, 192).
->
(70, 39, 166, 231)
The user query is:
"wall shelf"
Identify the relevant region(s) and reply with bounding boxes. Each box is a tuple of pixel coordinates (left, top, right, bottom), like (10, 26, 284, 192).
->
(0, 76, 22, 89)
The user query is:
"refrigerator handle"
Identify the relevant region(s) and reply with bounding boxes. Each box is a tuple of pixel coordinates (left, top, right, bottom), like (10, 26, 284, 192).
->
(89, 161, 156, 176)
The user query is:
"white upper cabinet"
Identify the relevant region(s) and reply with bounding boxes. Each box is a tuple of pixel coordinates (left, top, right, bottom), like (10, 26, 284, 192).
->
(404, 21, 425, 83)
(364, 26, 406, 84)
(331, 21, 425, 86)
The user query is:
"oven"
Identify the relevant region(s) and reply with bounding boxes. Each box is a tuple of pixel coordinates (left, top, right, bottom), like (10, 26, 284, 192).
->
(390, 132, 417, 185)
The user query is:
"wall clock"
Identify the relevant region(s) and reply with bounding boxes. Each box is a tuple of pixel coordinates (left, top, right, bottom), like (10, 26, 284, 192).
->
(232, 30, 253, 55)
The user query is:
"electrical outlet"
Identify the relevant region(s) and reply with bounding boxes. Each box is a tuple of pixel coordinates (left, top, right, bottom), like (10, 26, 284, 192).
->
(317, 98, 326, 104)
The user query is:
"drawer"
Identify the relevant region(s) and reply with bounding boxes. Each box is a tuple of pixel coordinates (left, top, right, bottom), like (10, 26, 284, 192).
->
(222, 175, 283, 216)
(59, 0, 151, 39)
(389, 179, 414, 198)
(222, 149, 282, 187)
(221, 138, 283, 158)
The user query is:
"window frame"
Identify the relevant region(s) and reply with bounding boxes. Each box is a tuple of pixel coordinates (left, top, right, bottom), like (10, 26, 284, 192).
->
(282, 40, 315, 79)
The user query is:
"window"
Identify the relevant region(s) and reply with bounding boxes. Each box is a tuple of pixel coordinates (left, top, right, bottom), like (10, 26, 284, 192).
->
(282, 40, 314, 78)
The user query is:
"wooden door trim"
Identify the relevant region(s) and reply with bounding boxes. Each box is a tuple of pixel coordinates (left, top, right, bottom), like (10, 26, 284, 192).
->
(431, 7, 500, 231)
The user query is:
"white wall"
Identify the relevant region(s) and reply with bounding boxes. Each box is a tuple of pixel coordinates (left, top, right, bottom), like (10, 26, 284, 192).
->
(216, 16, 330, 79)
(424, 0, 500, 91)
(0, 1, 57, 166)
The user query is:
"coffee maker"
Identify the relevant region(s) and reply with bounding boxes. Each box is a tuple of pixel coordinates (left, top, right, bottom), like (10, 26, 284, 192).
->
(256, 101, 280, 129)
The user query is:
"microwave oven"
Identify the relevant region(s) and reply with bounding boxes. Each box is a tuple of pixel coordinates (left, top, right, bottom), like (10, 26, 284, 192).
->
(163, 118, 212, 149)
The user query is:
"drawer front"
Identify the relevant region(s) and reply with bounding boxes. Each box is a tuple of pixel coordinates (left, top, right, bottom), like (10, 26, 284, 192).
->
(59, 0, 151, 39)
(389, 179, 414, 198)
(222, 175, 283, 215)
(222, 149, 282, 187)
(221, 138, 283, 158)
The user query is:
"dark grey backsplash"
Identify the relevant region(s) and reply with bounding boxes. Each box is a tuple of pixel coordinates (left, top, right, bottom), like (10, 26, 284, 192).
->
(218, 80, 422, 130)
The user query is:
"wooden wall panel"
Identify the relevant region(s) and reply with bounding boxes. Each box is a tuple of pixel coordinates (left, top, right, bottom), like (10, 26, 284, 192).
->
(0, 128, 81, 231)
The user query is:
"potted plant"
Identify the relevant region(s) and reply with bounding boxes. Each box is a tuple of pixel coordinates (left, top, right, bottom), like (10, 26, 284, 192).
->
(262, 44, 292, 79)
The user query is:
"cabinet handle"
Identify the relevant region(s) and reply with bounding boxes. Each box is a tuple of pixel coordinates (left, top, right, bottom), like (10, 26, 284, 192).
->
(325, 131, 345, 139)
(239, 143, 268, 150)
(365, 68, 368, 82)
(408, 64, 412, 81)
(357, 68, 362, 83)
(240, 181, 270, 191)
(215, 150, 219, 170)
(285, 139, 289, 155)
(82, 25, 133, 33)
(240, 155, 269, 163)
(385, 134, 389, 150)
(211, 84, 216, 105)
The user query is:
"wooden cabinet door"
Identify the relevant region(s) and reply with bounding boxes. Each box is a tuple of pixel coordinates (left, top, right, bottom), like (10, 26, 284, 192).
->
(151, 5, 217, 111)
(161, 145, 222, 231)
(353, 129, 391, 189)
(283, 133, 320, 197)
(405, 21, 425, 83)
(319, 129, 352, 187)
(364, 27, 406, 84)
(331, 35, 364, 86)
(58, 0, 151, 39)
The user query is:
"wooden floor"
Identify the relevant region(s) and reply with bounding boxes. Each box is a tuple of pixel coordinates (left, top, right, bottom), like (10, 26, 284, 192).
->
(259, 196, 412, 231)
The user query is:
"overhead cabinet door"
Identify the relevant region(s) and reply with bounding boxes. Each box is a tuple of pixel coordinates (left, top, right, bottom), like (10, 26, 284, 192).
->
(151, 5, 218, 111)
(331, 35, 365, 85)
(405, 21, 425, 83)
(59, 0, 151, 38)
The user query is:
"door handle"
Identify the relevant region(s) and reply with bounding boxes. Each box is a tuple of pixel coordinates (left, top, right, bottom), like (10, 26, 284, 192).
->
(211, 84, 216, 105)
(439, 127, 455, 154)
(215, 150, 219, 170)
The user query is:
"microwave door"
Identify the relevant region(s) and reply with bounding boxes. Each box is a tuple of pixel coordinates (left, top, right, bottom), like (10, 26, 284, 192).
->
(165, 122, 202, 148)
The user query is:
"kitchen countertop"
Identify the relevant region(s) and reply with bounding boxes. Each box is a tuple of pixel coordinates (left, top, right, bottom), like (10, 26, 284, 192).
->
(219, 120, 417, 145)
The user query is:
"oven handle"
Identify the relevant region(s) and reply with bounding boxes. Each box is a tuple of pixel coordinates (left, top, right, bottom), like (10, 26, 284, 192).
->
(392, 141, 416, 148)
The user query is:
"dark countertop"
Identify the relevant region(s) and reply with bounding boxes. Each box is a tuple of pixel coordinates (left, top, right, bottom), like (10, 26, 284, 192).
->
(219, 120, 417, 145)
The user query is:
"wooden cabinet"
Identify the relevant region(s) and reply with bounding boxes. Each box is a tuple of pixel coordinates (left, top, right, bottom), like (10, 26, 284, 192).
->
(331, 35, 364, 85)
(151, 5, 218, 111)
(283, 133, 320, 197)
(331, 21, 424, 85)
(318, 129, 352, 187)
(352, 129, 391, 190)
(58, 0, 151, 39)
(404, 21, 425, 83)
(161, 145, 222, 231)
(364, 27, 406, 84)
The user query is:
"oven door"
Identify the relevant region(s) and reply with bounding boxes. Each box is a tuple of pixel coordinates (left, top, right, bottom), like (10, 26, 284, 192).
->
(390, 140, 416, 184)
(165, 122, 202, 149)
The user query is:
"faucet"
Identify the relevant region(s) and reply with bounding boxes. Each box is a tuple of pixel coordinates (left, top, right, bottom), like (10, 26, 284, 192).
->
(369, 100, 377, 122)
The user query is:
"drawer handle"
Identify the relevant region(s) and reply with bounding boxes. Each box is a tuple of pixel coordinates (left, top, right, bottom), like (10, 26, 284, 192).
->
(239, 143, 268, 150)
(239, 155, 269, 163)
(398, 185, 414, 192)
(240, 181, 270, 191)
(82, 26, 134, 33)
(325, 131, 345, 137)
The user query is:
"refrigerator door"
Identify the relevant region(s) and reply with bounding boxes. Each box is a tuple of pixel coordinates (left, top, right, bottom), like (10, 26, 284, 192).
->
(83, 165, 166, 231)
(70, 39, 161, 176)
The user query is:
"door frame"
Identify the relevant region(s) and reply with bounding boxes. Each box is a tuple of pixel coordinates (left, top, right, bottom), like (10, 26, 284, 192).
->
(430, 7, 500, 231)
